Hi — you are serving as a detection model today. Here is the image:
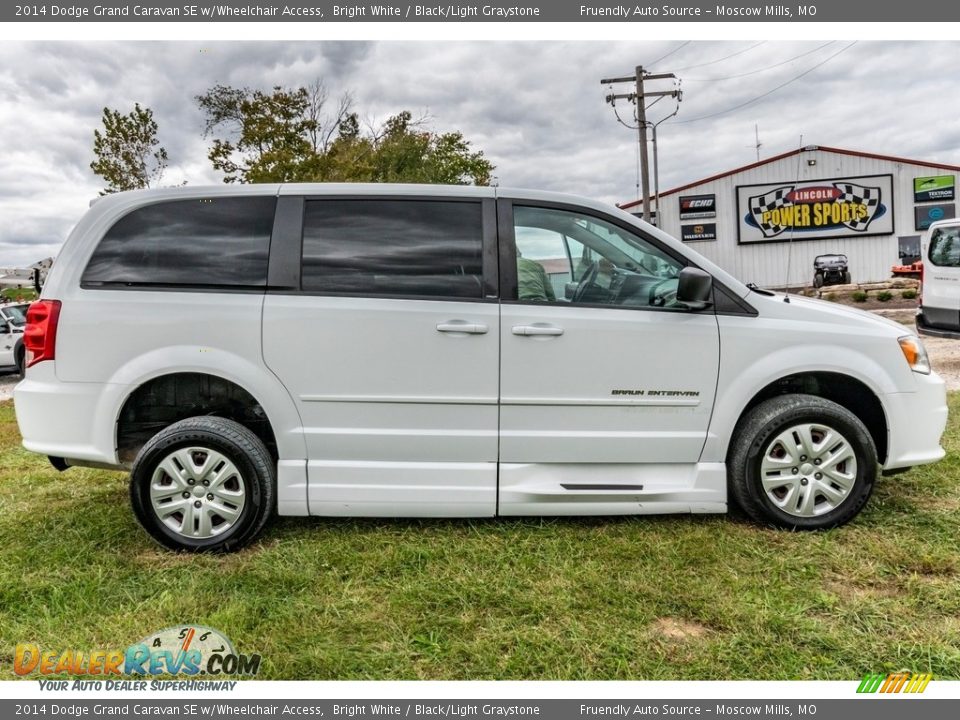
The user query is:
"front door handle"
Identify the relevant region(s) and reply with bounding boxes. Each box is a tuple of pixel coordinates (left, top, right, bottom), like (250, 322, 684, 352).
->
(512, 324, 564, 336)
(437, 321, 489, 335)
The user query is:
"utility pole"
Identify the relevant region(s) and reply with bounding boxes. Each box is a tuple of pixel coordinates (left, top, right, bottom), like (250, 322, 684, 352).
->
(636, 67, 652, 226)
(601, 67, 679, 225)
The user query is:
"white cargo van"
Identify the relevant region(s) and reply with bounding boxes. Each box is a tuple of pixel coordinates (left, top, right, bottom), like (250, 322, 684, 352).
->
(917, 218, 960, 338)
(14, 185, 948, 552)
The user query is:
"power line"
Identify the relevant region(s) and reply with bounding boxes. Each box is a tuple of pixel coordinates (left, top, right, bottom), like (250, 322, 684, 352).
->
(648, 41, 691, 68)
(671, 41, 767, 72)
(684, 41, 836, 82)
(670, 41, 857, 125)
(601, 68, 680, 224)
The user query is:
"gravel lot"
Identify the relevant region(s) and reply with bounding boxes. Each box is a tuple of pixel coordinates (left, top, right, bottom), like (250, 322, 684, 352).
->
(0, 310, 956, 402)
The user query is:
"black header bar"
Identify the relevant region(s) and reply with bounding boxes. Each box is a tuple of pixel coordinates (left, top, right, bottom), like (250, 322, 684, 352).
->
(3, 1, 956, 23)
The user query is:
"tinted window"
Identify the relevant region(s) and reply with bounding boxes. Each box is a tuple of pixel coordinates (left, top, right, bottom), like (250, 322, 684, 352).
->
(301, 200, 484, 299)
(82, 197, 276, 288)
(929, 226, 960, 267)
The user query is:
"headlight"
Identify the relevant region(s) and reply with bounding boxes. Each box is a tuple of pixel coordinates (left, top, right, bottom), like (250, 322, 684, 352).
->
(899, 335, 931, 375)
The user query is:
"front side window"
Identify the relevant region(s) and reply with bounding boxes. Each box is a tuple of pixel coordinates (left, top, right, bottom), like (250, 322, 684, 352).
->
(82, 197, 276, 288)
(301, 199, 484, 299)
(929, 226, 960, 267)
(512, 206, 683, 308)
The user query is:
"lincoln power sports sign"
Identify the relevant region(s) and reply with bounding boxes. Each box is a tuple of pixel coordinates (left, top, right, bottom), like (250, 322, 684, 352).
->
(736, 174, 894, 244)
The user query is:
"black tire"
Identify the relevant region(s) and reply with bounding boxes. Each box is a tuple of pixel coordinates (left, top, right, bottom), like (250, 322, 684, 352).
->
(842, 271, 852, 284)
(728, 394, 877, 530)
(15, 344, 24, 378)
(130, 416, 275, 552)
(812, 273, 824, 288)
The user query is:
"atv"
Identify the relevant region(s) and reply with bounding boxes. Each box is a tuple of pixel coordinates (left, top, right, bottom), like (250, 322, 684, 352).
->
(813, 254, 851, 288)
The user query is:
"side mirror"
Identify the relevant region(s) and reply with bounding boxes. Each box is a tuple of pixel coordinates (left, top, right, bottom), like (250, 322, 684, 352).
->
(676, 267, 713, 311)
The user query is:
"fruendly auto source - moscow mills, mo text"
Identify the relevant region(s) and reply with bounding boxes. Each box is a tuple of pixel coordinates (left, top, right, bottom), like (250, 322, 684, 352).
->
(579, 5, 811, 18)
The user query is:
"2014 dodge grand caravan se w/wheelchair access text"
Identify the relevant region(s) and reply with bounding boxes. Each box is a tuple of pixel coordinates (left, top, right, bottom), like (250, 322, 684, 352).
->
(15, 185, 948, 552)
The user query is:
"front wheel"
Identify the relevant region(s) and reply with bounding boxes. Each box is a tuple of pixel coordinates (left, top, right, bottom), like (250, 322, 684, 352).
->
(728, 394, 877, 530)
(130, 416, 275, 552)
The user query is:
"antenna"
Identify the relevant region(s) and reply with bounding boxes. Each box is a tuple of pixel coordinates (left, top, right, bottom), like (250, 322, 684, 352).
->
(783, 135, 804, 303)
(745, 124, 761, 162)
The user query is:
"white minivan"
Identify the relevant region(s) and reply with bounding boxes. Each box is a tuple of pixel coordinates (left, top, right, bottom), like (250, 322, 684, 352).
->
(917, 218, 960, 338)
(14, 185, 948, 552)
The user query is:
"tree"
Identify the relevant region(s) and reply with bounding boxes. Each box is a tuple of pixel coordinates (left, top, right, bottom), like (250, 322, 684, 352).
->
(368, 111, 492, 185)
(90, 103, 168, 194)
(196, 83, 352, 183)
(196, 82, 493, 186)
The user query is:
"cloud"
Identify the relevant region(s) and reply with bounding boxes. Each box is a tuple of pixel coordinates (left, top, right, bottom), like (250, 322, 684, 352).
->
(0, 40, 958, 267)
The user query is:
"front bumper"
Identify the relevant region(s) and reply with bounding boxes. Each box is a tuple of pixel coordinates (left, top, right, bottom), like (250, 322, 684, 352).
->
(882, 370, 949, 470)
(916, 311, 960, 340)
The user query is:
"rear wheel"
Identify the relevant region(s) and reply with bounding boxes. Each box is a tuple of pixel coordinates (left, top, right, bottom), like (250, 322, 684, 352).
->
(15, 345, 24, 378)
(813, 273, 824, 288)
(728, 394, 877, 529)
(842, 271, 852, 284)
(129, 416, 275, 552)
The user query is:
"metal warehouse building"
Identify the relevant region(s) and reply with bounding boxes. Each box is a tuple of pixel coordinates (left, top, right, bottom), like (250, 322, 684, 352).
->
(620, 145, 960, 287)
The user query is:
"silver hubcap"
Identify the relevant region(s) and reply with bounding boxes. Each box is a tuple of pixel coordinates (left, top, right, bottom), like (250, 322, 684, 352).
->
(149, 447, 246, 539)
(760, 423, 858, 517)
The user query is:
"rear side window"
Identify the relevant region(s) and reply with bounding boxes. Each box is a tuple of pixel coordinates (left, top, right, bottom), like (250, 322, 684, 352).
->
(929, 226, 960, 267)
(82, 197, 276, 288)
(301, 199, 484, 299)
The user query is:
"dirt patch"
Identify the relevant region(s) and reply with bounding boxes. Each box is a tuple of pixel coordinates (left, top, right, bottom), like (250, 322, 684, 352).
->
(916, 336, 960, 391)
(824, 577, 902, 602)
(910, 494, 960, 513)
(825, 296, 917, 312)
(650, 617, 710, 642)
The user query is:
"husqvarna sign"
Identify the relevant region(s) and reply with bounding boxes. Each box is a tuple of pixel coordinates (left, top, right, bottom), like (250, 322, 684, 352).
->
(736, 174, 894, 243)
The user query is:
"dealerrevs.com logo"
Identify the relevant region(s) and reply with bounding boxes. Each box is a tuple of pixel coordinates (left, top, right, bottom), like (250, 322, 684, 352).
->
(14, 625, 261, 678)
(857, 672, 933, 694)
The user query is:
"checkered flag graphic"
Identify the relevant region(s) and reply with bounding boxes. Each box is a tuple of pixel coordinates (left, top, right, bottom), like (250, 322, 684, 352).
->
(833, 182, 882, 231)
(748, 185, 795, 238)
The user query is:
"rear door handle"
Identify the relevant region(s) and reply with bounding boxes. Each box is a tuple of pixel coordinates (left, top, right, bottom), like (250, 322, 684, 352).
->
(512, 324, 564, 336)
(436, 321, 489, 335)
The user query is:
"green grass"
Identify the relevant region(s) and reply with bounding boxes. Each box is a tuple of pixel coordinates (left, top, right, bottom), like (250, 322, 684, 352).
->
(0, 288, 37, 302)
(1, 399, 959, 681)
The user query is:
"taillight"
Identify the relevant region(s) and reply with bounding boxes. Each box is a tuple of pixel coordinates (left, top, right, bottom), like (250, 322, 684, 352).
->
(23, 300, 61, 368)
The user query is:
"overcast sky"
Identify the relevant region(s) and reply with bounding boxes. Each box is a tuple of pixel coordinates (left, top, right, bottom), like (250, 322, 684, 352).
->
(1, 40, 959, 267)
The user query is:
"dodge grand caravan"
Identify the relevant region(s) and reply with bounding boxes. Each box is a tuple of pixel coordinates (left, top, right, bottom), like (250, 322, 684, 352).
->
(14, 185, 948, 552)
